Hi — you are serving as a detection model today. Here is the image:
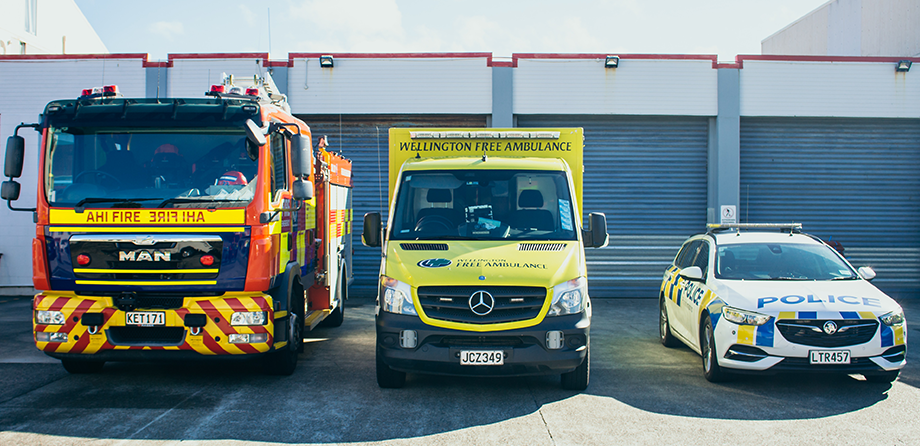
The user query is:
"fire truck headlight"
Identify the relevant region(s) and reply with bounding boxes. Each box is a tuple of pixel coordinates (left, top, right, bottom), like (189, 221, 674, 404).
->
(381, 276, 417, 316)
(228, 333, 269, 344)
(36, 310, 66, 325)
(36, 332, 68, 343)
(230, 311, 267, 326)
(549, 277, 587, 316)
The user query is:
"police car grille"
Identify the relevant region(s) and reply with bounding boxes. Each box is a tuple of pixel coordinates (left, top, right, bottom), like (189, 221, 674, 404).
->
(107, 327, 185, 346)
(417, 286, 546, 324)
(776, 319, 879, 347)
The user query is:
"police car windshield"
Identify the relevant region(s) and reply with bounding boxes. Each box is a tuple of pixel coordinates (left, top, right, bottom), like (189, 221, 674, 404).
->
(716, 243, 858, 281)
(389, 169, 578, 241)
(45, 127, 258, 208)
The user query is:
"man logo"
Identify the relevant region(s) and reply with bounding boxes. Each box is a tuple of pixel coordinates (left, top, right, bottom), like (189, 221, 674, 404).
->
(417, 258, 451, 268)
(469, 290, 495, 316)
(823, 321, 838, 335)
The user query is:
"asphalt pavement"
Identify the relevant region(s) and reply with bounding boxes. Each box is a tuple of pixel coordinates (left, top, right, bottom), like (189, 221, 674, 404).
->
(0, 294, 918, 445)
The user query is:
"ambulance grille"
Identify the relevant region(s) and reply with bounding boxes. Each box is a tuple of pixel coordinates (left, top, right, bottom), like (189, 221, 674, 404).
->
(776, 319, 879, 347)
(518, 243, 566, 252)
(107, 327, 185, 346)
(400, 243, 449, 251)
(417, 286, 546, 324)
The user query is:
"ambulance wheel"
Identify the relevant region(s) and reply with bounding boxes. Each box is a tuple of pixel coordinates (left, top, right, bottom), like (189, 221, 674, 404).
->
(320, 267, 345, 328)
(376, 348, 406, 388)
(561, 343, 590, 390)
(865, 371, 899, 383)
(62, 359, 105, 374)
(659, 294, 680, 348)
(701, 317, 729, 383)
(265, 313, 301, 376)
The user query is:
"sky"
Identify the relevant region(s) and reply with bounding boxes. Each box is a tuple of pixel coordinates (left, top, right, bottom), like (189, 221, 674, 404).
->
(74, 0, 830, 62)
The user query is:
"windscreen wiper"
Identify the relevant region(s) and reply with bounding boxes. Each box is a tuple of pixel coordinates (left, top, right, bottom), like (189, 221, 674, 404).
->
(74, 197, 160, 213)
(157, 197, 239, 208)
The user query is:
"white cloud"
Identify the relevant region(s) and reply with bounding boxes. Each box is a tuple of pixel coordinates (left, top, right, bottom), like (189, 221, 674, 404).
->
(291, 0, 405, 45)
(148, 21, 185, 41)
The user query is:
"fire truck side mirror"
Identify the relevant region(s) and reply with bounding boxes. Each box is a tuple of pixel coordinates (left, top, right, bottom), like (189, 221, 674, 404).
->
(244, 119, 266, 160)
(5, 135, 25, 178)
(363, 212, 382, 247)
(292, 179, 313, 201)
(1, 180, 21, 201)
(290, 134, 311, 178)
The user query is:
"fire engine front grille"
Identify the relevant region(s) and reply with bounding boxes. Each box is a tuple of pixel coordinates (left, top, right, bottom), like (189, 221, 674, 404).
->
(107, 327, 185, 346)
(776, 319, 879, 347)
(417, 286, 546, 324)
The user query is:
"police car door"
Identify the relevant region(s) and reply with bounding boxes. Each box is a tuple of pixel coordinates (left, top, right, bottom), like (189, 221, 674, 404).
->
(677, 239, 711, 349)
(667, 240, 699, 340)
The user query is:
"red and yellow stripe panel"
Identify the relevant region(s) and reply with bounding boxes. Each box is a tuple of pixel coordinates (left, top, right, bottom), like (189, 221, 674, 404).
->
(329, 209, 352, 238)
(33, 292, 275, 356)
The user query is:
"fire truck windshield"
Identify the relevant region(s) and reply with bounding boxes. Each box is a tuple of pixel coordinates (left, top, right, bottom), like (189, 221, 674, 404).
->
(45, 128, 259, 208)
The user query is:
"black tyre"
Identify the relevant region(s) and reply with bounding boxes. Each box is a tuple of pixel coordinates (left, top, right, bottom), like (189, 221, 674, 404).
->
(264, 312, 301, 376)
(62, 359, 105, 374)
(659, 295, 680, 348)
(865, 371, 899, 383)
(561, 343, 590, 390)
(701, 317, 730, 383)
(376, 347, 406, 388)
(320, 267, 345, 328)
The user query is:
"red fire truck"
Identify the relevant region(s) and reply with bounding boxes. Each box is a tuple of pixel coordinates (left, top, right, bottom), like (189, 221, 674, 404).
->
(1, 75, 353, 375)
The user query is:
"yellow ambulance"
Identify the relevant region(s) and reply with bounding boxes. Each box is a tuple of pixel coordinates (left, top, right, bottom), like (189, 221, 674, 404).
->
(362, 128, 608, 390)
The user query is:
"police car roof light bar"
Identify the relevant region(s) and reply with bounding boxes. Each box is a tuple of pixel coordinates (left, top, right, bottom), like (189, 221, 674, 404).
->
(706, 223, 803, 234)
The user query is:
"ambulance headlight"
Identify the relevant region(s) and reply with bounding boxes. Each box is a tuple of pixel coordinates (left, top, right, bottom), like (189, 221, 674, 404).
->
(880, 310, 905, 326)
(381, 276, 417, 316)
(36, 310, 66, 325)
(549, 277, 587, 316)
(230, 311, 267, 326)
(722, 307, 771, 326)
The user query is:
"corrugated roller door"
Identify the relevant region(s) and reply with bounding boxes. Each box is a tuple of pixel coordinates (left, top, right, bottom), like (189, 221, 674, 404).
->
(297, 115, 488, 297)
(517, 116, 709, 297)
(740, 118, 920, 298)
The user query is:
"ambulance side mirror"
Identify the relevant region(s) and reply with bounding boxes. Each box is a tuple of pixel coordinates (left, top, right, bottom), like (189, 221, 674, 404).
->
(363, 212, 382, 247)
(583, 212, 608, 248)
(290, 134, 311, 178)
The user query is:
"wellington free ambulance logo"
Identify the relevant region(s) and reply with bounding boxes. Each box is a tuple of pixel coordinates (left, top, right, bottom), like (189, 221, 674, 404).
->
(417, 258, 452, 268)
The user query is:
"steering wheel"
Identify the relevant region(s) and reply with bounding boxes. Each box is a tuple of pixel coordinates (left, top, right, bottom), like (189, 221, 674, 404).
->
(414, 215, 455, 233)
(74, 170, 122, 188)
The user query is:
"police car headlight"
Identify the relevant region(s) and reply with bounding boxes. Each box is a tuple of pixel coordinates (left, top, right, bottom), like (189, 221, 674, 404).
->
(722, 307, 771, 326)
(230, 311, 267, 326)
(880, 310, 905, 326)
(549, 277, 587, 316)
(381, 276, 417, 316)
(36, 310, 66, 325)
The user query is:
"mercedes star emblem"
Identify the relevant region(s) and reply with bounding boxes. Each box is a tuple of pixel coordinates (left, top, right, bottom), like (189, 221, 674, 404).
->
(469, 290, 495, 316)
(823, 320, 838, 335)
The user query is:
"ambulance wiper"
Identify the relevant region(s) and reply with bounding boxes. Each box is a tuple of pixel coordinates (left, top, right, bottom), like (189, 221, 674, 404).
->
(74, 197, 160, 213)
(418, 235, 478, 241)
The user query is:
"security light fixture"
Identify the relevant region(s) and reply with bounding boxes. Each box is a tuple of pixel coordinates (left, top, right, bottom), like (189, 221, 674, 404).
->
(605, 55, 619, 68)
(319, 55, 334, 68)
(896, 60, 911, 72)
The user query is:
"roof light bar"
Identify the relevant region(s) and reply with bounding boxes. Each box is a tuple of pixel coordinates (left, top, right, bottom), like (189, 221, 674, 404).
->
(707, 223, 803, 232)
(245, 87, 260, 96)
(210, 85, 226, 93)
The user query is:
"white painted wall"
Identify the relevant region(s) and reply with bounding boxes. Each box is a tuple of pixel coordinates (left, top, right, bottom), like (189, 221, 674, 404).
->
(287, 57, 492, 114)
(0, 0, 107, 55)
(513, 58, 718, 116)
(0, 58, 145, 291)
(168, 57, 270, 99)
(740, 59, 920, 117)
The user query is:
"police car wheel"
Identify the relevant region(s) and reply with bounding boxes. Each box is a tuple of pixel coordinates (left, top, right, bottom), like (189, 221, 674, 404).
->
(561, 343, 590, 390)
(376, 347, 406, 388)
(659, 295, 680, 348)
(701, 318, 730, 383)
(61, 359, 105, 374)
(865, 371, 899, 383)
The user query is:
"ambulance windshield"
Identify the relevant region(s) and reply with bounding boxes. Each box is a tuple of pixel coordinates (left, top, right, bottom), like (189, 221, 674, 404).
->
(44, 127, 259, 208)
(390, 169, 578, 241)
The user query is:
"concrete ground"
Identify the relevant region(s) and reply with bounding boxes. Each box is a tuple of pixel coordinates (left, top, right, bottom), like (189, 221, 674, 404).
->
(0, 294, 917, 445)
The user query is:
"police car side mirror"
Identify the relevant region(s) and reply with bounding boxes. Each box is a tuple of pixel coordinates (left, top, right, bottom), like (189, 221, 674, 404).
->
(679, 266, 704, 282)
(363, 212, 381, 247)
(857, 266, 877, 281)
(583, 212, 609, 248)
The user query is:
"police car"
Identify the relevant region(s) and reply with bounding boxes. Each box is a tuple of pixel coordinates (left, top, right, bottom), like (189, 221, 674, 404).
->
(659, 223, 907, 383)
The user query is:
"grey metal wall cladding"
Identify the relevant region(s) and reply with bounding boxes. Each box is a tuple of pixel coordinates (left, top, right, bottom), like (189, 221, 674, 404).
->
(740, 117, 920, 298)
(297, 115, 488, 297)
(517, 115, 710, 298)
